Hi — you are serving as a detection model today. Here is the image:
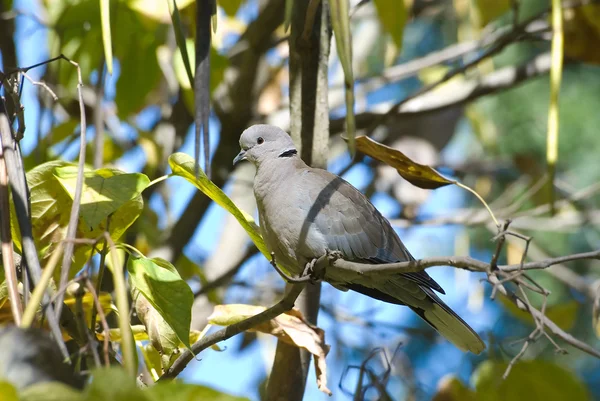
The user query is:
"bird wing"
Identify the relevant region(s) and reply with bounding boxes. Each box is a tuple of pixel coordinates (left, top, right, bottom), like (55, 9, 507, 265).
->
(302, 167, 444, 294)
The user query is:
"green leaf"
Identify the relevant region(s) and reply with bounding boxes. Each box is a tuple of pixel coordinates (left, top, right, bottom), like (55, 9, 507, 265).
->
(432, 376, 476, 401)
(132, 289, 180, 369)
(86, 368, 146, 401)
(284, 0, 293, 31)
(19, 382, 83, 401)
(355, 136, 453, 189)
(114, 5, 165, 118)
(146, 382, 251, 401)
(11, 161, 145, 275)
(472, 360, 589, 401)
(45, 120, 79, 147)
(0, 381, 18, 401)
(329, 0, 356, 156)
(127, 256, 193, 349)
(373, 0, 407, 50)
(0, 282, 7, 313)
(114, 34, 162, 117)
(129, 0, 194, 22)
(0, 267, 6, 312)
(472, 0, 510, 27)
(168, 0, 194, 89)
(219, 0, 244, 17)
(174, 41, 228, 115)
(498, 295, 579, 331)
(48, 1, 164, 113)
(100, 0, 113, 74)
(53, 166, 149, 229)
(174, 254, 204, 281)
(168, 153, 276, 266)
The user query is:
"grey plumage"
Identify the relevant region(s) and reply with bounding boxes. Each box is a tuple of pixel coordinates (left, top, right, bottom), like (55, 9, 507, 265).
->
(234, 124, 485, 354)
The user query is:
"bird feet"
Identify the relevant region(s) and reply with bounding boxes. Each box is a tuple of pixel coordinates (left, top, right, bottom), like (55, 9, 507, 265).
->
(302, 250, 343, 284)
(270, 252, 313, 284)
(302, 259, 323, 284)
(270, 250, 343, 284)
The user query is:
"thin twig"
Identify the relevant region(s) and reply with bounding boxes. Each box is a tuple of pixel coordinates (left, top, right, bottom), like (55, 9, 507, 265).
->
(490, 220, 511, 271)
(329, 249, 600, 276)
(73, 280, 101, 368)
(90, 218, 110, 330)
(93, 59, 106, 169)
(104, 232, 136, 376)
(20, 243, 64, 328)
(270, 252, 312, 283)
(488, 274, 600, 358)
(0, 138, 22, 324)
(56, 56, 88, 321)
(20, 71, 58, 100)
(158, 282, 306, 380)
(85, 279, 111, 367)
(0, 106, 69, 359)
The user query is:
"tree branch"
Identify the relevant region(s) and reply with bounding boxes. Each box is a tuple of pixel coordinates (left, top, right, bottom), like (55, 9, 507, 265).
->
(159, 283, 306, 380)
(329, 249, 600, 277)
(265, 0, 331, 399)
(0, 105, 68, 359)
(331, 52, 554, 134)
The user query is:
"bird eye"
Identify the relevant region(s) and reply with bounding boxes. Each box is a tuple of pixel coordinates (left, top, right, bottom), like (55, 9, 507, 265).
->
(257, 137, 264, 145)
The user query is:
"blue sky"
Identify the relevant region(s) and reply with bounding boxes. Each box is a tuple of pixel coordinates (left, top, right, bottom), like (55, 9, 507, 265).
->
(5, 1, 502, 399)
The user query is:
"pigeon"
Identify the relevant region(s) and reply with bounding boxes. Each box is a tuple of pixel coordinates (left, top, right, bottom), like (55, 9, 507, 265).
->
(233, 124, 485, 354)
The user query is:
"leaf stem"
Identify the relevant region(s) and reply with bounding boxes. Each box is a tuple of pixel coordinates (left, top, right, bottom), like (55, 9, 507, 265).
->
(454, 180, 499, 227)
(21, 244, 64, 328)
(145, 174, 170, 190)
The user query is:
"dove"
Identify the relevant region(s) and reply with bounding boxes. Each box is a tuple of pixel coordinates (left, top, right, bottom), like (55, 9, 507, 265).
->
(233, 124, 485, 354)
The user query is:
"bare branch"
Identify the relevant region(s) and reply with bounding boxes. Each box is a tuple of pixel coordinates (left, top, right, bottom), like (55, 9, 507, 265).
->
(329, 249, 600, 276)
(159, 283, 306, 381)
(488, 274, 600, 359)
(0, 141, 22, 324)
(0, 104, 68, 359)
(56, 56, 88, 321)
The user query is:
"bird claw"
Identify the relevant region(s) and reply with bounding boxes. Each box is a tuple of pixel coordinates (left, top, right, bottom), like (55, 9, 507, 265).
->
(326, 250, 343, 262)
(302, 259, 322, 284)
(302, 250, 342, 284)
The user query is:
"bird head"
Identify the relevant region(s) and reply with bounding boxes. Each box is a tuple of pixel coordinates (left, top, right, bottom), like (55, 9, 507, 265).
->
(233, 125, 297, 166)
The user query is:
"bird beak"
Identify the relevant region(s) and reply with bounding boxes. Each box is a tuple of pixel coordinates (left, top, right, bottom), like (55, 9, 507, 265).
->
(233, 150, 247, 166)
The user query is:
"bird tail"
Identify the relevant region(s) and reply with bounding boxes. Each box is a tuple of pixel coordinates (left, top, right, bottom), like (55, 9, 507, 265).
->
(409, 288, 485, 354)
(345, 280, 485, 354)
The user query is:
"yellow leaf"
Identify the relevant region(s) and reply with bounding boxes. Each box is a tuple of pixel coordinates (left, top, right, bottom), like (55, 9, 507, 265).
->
(433, 375, 476, 401)
(54, 166, 149, 230)
(373, 0, 407, 49)
(329, 0, 356, 155)
(208, 304, 332, 395)
(498, 294, 579, 331)
(168, 153, 282, 269)
(472, 360, 588, 401)
(563, 5, 600, 65)
(0, 381, 18, 401)
(356, 136, 453, 189)
(11, 162, 146, 275)
(128, 256, 193, 351)
(471, 0, 510, 28)
(128, 0, 194, 23)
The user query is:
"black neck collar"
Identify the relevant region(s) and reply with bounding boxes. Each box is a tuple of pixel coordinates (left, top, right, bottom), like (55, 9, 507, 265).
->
(278, 149, 297, 158)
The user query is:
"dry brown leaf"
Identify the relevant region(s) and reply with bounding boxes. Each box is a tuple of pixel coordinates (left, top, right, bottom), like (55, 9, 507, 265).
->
(564, 5, 600, 65)
(208, 304, 332, 395)
(355, 136, 453, 189)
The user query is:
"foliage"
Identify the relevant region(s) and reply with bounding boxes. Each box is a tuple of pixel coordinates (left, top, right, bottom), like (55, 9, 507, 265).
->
(1, 0, 599, 399)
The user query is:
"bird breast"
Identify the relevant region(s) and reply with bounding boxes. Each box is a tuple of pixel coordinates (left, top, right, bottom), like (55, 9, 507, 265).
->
(255, 174, 328, 275)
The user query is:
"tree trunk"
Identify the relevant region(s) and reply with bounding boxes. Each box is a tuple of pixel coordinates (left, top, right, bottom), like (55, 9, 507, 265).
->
(265, 1, 331, 400)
